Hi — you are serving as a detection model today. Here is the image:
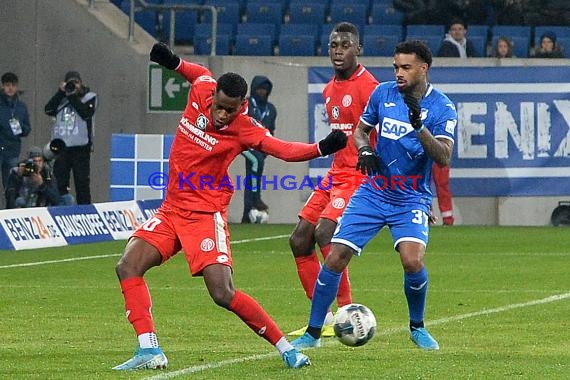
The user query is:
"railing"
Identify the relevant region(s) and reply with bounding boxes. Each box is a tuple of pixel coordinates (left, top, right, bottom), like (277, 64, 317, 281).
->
(88, 0, 219, 55)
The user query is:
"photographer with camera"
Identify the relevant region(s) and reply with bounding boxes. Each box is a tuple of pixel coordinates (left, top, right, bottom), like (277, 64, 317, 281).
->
(44, 71, 97, 204)
(5, 147, 60, 209)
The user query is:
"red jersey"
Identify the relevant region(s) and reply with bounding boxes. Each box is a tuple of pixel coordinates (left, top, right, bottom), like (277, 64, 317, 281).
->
(164, 60, 321, 214)
(323, 64, 378, 178)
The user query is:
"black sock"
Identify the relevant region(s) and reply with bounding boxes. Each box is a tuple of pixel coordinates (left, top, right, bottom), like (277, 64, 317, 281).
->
(306, 326, 322, 339)
(410, 321, 425, 331)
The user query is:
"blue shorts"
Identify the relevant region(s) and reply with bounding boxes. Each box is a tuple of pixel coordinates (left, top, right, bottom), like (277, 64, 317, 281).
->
(331, 185, 431, 255)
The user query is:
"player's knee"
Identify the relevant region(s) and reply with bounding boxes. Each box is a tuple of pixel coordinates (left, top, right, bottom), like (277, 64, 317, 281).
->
(401, 257, 424, 273)
(209, 288, 233, 308)
(289, 232, 309, 256)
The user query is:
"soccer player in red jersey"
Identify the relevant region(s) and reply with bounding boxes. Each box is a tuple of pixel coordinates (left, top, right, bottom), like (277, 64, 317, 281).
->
(112, 43, 347, 371)
(289, 22, 379, 335)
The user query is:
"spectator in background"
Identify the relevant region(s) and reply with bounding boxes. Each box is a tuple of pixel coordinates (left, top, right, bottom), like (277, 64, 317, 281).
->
(490, 36, 515, 58)
(5, 147, 60, 209)
(533, 31, 564, 58)
(241, 75, 277, 223)
(44, 71, 97, 204)
(437, 18, 480, 58)
(0, 72, 31, 193)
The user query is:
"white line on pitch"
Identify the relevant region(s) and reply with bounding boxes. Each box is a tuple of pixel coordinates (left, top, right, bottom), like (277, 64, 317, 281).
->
(0, 234, 289, 269)
(142, 290, 570, 380)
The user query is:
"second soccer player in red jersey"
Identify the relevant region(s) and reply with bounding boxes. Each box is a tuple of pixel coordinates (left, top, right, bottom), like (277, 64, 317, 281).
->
(112, 43, 347, 371)
(288, 22, 379, 336)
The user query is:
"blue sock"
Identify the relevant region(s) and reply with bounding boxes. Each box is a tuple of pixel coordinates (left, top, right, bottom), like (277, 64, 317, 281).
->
(307, 265, 341, 335)
(404, 267, 428, 326)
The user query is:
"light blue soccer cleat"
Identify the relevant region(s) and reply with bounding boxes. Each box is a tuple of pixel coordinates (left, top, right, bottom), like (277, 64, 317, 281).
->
(291, 332, 322, 349)
(112, 347, 168, 370)
(282, 348, 311, 369)
(410, 327, 440, 350)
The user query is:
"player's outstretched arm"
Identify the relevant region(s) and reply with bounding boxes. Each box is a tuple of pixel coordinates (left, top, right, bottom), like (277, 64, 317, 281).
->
(259, 130, 347, 162)
(150, 43, 211, 81)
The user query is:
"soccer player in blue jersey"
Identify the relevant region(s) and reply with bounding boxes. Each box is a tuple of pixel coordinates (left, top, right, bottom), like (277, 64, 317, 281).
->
(292, 40, 457, 351)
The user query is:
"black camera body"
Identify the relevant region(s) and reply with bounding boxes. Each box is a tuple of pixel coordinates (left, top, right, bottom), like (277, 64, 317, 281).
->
(23, 159, 38, 177)
(65, 79, 78, 92)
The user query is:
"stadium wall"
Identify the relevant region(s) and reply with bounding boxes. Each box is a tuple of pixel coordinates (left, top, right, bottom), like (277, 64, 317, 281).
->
(1, 0, 569, 225)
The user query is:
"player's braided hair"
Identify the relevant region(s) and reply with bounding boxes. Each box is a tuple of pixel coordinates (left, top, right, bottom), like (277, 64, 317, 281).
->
(395, 40, 433, 68)
(217, 72, 248, 98)
(331, 22, 360, 45)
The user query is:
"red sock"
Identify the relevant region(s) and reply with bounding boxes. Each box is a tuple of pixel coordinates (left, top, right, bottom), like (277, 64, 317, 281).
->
(229, 290, 283, 345)
(321, 244, 352, 307)
(294, 252, 321, 300)
(120, 277, 155, 335)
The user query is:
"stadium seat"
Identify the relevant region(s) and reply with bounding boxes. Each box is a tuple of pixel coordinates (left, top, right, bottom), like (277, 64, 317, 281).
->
(364, 24, 403, 41)
(235, 34, 274, 55)
(469, 35, 487, 57)
(555, 37, 570, 57)
(406, 25, 445, 40)
(194, 22, 235, 38)
(280, 23, 320, 42)
(491, 25, 531, 41)
(406, 35, 443, 54)
(328, 4, 367, 29)
(202, 0, 240, 24)
(287, 3, 326, 25)
(193, 34, 233, 55)
(237, 23, 278, 44)
(162, 9, 198, 44)
(467, 24, 489, 39)
(534, 26, 570, 46)
(363, 34, 400, 56)
(369, 4, 404, 25)
(279, 34, 316, 56)
(245, 2, 283, 24)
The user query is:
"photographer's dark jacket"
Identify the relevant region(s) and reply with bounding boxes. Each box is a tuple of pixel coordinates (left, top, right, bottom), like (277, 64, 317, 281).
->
(5, 166, 60, 209)
(44, 86, 97, 148)
(0, 91, 31, 156)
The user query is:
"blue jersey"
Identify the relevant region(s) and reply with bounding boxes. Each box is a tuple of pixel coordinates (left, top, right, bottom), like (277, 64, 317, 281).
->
(360, 81, 457, 205)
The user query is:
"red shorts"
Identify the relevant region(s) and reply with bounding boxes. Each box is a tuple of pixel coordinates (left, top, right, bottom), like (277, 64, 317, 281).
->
(298, 173, 361, 225)
(132, 206, 232, 276)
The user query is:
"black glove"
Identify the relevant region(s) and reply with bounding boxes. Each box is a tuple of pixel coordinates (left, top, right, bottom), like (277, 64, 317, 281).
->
(403, 93, 423, 130)
(150, 42, 180, 70)
(356, 146, 381, 175)
(318, 130, 348, 156)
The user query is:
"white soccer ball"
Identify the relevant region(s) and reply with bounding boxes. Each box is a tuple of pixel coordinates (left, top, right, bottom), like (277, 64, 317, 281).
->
(248, 208, 269, 224)
(333, 303, 377, 347)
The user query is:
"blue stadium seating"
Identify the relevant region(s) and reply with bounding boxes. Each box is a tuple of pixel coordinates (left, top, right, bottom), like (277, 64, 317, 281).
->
(245, 2, 283, 24)
(492, 35, 530, 58)
(406, 35, 443, 55)
(363, 24, 403, 41)
(467, 24, 489, 39)
(287, 3, 326, 25)
(235, 34, 274, 55)
(469, 35, 487, 57)
(162, 9, 198, 44)
(328, 4, 367, 29)
(534, 26, 570, 46)
(363, 34, 400, 56)
(194, 22, 235, 38)
(202, 0, 240, 24)
(280, 23, 320, 42)
(193, 34, 233, 55)
(406, 25, 445, 39)
(369, 3, 404, 25)
(237, 23, 278, 44)
(279, 34, 316, 56)
(491, 25, 531, 41)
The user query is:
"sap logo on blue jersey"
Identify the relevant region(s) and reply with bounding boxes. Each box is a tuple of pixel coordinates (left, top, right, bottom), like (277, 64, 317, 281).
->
(381, 117, 414, 140)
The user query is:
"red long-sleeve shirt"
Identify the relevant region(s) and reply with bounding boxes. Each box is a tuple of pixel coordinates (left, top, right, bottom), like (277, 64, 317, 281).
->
(163, 60, 320, 213)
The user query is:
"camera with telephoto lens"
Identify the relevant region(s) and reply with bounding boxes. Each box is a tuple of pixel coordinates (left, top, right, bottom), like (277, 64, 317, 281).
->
(65, 79, 78, 92)
(23, 159, 38, 177)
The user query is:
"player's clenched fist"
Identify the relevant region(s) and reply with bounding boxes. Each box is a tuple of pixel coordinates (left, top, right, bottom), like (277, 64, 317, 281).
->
(356, 146, 380, 175)
(318, 130, 348, 156)
(150, 42, 181, 70)
(403, 93, 423, 131)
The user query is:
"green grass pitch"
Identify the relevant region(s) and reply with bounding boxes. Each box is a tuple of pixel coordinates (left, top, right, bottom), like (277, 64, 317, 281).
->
(0, 225, 569, 379)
